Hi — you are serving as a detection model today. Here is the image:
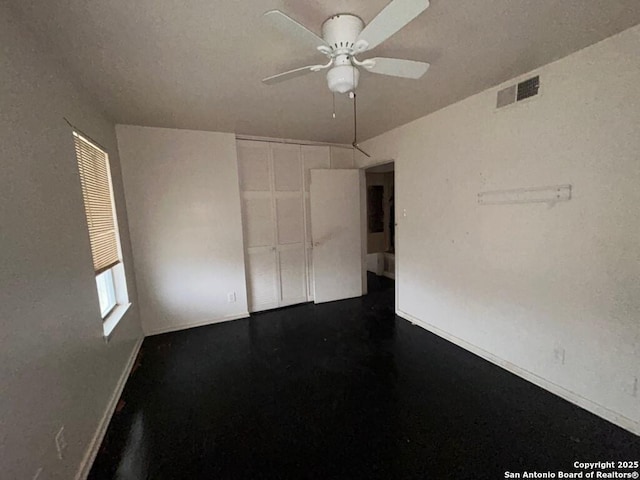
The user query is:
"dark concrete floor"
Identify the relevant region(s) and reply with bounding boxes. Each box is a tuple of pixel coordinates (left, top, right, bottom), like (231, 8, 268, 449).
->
(90, 274, 639, 479)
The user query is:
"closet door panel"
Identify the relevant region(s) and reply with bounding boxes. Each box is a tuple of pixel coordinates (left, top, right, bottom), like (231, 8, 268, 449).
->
(273, 145, 302, 191)
(244, 197, 274, 248)
(306, 245, 314, 302)
(302, 145, 330, 192)
(238, 142, 271, 191)
(301, 145, 329, 302)
(278, 245, 307, 306)
(272, 143, 307, 306)
(304, 197, 312, 242)
(276, 197, 304, 245)
(247, 248, 279, 311)
(238, 140, 278, 312)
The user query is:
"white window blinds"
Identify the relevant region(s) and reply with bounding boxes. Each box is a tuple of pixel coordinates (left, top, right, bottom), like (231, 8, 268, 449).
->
(73, 132, 121, 274)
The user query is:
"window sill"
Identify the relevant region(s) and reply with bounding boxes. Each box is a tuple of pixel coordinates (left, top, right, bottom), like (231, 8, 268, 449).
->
(103, 302, 132, 341)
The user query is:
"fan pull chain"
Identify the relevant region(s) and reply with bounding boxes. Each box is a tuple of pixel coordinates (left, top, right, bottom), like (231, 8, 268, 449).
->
(332, 93, 336, 119)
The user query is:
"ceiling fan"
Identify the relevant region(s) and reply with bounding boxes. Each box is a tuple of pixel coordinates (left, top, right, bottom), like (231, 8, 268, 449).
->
(261, 0, 431, 94)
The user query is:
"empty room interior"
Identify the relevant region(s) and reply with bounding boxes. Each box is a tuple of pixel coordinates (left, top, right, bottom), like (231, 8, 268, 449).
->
(2, 0, 640, 478)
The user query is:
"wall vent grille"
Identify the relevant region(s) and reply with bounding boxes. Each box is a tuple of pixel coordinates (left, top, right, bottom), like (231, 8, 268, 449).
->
(496, 75, 540, 109)
(517, 75, 540, 101)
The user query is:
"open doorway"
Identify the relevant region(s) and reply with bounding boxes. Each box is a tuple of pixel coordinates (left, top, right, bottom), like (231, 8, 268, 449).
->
(363, 162, 395, 294)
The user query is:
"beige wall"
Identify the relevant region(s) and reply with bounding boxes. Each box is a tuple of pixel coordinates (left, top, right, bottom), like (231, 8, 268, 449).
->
(0, 4, 143, 479)
(358, 25, 640, 433)
(330, 146, 355, 169)
(116, 125, 249, 335)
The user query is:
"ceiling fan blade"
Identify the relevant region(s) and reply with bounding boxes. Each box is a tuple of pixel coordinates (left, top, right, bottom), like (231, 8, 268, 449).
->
(263, 10, 328, 50)
(353, 143, 371, 157)
(262, 65, 317, 85)
(355, 0, 429, 52)
(365, 57, 430, 79)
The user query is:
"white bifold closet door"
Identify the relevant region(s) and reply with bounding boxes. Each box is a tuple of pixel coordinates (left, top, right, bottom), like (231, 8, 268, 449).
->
(238, 141, 279, 311)
(301, 145, 331, 301)
(238, 140, 329, 312)
(272, 143, 307, 309)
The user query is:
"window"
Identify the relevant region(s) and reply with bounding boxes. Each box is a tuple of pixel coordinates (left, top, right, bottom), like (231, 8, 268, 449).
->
(96, 269, 117, 317)
(73, 131, 130, 336)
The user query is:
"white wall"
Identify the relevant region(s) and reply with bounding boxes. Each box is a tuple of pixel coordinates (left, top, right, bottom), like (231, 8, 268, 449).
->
(330, 146, 355, 169)
(358, 25, 640, 433)
(0, 5, 144, 479)
(116, 125, 249, 335)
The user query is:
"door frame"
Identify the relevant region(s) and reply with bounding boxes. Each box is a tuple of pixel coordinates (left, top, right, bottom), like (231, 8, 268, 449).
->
(360, 160, 397, 305)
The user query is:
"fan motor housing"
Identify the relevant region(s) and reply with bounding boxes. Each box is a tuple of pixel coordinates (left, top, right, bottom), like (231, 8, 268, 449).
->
(321, 14, 364, 51)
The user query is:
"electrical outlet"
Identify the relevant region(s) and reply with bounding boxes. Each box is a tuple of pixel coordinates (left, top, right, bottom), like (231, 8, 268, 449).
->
(227, 292, 236, 303)
(55, 426, 67, 460)
(553, 347, 565, 365)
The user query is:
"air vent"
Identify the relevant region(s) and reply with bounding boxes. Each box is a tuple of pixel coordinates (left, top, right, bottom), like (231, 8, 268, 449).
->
(496, 75, 540, 109)
(517, 75, 540, 101)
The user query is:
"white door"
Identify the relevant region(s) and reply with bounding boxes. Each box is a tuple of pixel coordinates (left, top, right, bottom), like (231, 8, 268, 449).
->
(301, 145, 331, 301)
(237, 141, 279, 311)
(272, 144, 308, 307)
(310, 169, 364, 303)
(238, 140, 313, 312)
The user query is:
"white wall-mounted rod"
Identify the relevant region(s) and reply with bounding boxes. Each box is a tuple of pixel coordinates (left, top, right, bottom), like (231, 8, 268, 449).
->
(478, 184, 572, 205)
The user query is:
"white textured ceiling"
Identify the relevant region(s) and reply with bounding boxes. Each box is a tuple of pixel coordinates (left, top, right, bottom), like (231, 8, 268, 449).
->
(7, 0, 640, 143)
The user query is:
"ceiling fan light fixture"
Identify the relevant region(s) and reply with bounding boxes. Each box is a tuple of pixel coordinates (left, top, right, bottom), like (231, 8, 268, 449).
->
(327, 65, 359, 94)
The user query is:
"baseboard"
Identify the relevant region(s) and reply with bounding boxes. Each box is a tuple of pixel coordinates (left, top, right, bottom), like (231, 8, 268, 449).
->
(396, 309, 640, 437)
(75, 337, 144, 480)
(145, 312, 250, 336)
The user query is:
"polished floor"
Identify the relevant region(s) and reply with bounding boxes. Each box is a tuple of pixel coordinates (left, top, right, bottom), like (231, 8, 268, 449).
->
(90, 275, 639, 479)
